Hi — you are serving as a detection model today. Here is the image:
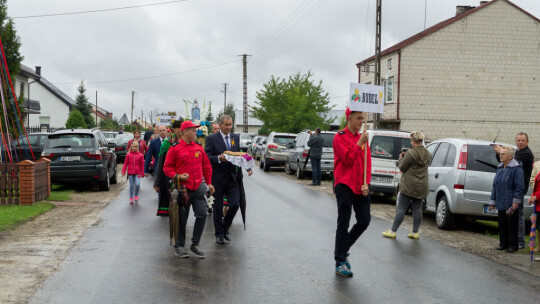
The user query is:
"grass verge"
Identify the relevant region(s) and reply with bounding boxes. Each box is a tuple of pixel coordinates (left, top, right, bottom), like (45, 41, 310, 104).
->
(0, 202, 55, 232)
(47, 184, 76, 202)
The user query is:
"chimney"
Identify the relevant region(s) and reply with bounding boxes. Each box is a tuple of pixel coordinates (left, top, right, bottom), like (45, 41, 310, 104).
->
(35, 66, 41, 76)
(480, 1, 489, 5)
(456, 5, 475, 16)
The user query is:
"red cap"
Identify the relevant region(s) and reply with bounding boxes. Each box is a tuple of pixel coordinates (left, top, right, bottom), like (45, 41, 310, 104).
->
(345, 107, 352, 120)
(180, 121, 201, 131)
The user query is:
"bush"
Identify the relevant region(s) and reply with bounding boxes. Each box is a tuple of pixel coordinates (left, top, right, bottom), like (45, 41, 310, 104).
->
(65, 110, 87, 129)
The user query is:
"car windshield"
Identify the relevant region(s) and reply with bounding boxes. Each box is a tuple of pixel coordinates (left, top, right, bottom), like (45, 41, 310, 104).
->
(240, 133, 254, 140)
(11, 135, 39, 147)
(48, 134, 94, 148)
(103, 133, 117, 139)
(115, 135, 134, 145)
(320, 133, 336, 148)
(274, 136, 295, 146)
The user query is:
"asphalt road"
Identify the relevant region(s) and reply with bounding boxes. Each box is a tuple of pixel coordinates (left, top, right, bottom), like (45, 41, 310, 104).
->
(30, 168, 539, 304)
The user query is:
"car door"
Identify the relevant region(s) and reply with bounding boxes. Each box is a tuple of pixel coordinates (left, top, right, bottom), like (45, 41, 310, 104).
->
(463, 144, 498, 204)
(370, 135, 397, 189)
(426, 142, 452, 210)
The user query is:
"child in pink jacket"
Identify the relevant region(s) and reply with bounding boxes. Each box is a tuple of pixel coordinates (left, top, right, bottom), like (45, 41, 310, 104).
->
(122, 141, 145, 204)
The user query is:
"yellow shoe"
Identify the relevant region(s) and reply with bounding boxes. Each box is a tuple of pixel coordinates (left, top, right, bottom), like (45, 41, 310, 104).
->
(382, 230, 396, 239)
(407, 232, 419, 239)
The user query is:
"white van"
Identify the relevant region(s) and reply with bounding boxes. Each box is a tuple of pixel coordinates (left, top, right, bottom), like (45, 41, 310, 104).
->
(367, 130, 413, 195)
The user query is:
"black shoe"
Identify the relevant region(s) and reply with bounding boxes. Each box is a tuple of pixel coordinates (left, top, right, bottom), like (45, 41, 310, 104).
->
(519, 245, 525, 249)
(207, 207, 213, 214)
(224, 233, 231, 242)
(495, 246, 508, 251)
(506, 247, 518, 253)
(309, 182, 318, 186)
(216, 236, 226, 244)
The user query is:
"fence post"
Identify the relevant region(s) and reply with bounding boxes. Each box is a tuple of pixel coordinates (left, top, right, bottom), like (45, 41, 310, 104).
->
(36, 157, 51, 197)
(18, 160, 36, 206)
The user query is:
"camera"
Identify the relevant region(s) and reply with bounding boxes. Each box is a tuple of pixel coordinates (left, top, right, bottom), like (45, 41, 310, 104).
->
(401, 148, 410, 154)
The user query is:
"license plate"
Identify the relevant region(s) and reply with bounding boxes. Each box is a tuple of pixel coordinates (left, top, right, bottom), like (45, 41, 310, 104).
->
(482, 205, 497, 215)
(323, 152, 333, 157)
(372, 176, 392, 183)
(60, 156, 80, 162)
(281, 148, 288, 152)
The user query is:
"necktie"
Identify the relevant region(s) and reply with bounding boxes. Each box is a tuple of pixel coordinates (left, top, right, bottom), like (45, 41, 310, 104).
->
(225, 135, 231, 150)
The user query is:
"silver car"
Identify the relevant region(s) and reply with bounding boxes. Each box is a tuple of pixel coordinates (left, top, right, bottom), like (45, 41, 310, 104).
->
(260, 132, 296, 172)
(239, 133, 256, 152)
(284, 131, 336, 179)
(424, 138, 533, 229)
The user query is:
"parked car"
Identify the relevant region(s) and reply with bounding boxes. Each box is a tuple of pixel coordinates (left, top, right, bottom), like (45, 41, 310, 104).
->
(41, 129, 117, 191)
(254, 136, 267, 160)
(1, 132, 49, 162)
(368, 130, 413, 195)
(260, 132, 296, 171)
(284, 130, 337, 179)
(239, 133, 256, 152)
(102, 131, 119, 144)
(114, 133, 134, 163)
(247, 136, 263, 157)
(423, 138, 533, 229)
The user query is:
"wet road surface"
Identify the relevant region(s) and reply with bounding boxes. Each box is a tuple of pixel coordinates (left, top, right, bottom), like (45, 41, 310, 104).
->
(30, 168, 538, 303)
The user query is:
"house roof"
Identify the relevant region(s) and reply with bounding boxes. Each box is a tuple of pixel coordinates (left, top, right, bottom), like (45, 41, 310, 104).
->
(21, 64, 75, 108)
(19, 65, 40, 80)
(91, 108, 108, 120)
(118, 113, 130, 125)
(357, 0, 539, 66)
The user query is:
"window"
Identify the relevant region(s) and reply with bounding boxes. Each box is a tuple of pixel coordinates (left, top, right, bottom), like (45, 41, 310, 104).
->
(20, 82, 24, 98)
(47, 134, 95, 149)
(320, 133, 335, 148)
(388, 58, 392, 70)
(386, 76, 394, 103)
(371, 136, 395, 159)
(444, 144, 457, 167)
(431, 143, 450, 167)
(426, 143, 439, 162)
(398, 137, 412, 153)
(466, 145, 499, 173)
(365, 65, 370, 75)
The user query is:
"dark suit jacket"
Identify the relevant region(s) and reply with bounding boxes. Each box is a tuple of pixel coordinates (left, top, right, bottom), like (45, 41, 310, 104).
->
(143, 130, 153, 143)
(205, 132, 241, 187)
(145, 137, 163, 173)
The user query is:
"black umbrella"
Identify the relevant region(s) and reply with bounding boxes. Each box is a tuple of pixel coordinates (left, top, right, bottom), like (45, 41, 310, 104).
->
(303, 148, 311, 170)
(237, 170, 247, 230)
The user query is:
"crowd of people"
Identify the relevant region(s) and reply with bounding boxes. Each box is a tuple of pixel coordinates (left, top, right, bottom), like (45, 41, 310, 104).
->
(118, 107, 539, 277)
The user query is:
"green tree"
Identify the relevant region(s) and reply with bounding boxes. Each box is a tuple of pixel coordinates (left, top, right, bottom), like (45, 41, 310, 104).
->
(217, 103, 237, 132)
(205, 103, 214, 122)
(0, 0, 24, 136)
(99, 118, 120, 130)
(74, 81, 95, 128)
(251, 71, 334, 134)
(65, 110, 87, 129)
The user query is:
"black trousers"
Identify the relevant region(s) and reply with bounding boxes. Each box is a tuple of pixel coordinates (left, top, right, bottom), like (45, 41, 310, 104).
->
(213, 178, 240, 237)
(334, 184, 371, 267)
(498, 209, 519, 249)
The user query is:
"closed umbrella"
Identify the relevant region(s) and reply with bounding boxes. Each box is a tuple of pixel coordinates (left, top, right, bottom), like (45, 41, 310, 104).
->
(169, 188, 180, 246)
(237, 170, 247, 230)
(531, 202, 537, 261)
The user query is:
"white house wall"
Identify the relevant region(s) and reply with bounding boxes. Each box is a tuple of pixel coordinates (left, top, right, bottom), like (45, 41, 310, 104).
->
(398, 0, 540, 154)
(28, 82, 71, 128)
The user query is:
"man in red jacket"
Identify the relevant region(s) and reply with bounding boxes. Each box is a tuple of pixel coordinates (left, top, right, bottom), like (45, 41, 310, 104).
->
(163, 121, 214, 259)
(333, 108, 371, 277)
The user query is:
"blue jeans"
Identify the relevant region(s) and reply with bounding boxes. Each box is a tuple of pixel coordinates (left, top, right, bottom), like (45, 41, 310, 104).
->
(128, 175, 140, 198)
(311, 156, 321, 184)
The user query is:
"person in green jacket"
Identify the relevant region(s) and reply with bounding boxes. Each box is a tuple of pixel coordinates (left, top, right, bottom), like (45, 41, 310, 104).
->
(382, 131, 431, 240)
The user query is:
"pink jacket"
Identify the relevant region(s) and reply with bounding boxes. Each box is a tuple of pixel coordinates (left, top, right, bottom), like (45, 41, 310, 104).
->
(122, 151, 144, 177)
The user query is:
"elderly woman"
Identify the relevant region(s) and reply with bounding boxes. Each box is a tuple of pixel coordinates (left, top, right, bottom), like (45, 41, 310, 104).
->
(490, 145, 524, 253)
(382, 131, 431, 240)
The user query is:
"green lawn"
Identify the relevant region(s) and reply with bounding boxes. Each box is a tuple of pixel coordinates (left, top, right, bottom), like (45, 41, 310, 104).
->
(46, 184, 76, 201)
(0, 202, 55, 232)
(476, 219, 536, 253)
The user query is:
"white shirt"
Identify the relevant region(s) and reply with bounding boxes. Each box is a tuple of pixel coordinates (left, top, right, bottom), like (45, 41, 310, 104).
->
(220, 131, 232, 150)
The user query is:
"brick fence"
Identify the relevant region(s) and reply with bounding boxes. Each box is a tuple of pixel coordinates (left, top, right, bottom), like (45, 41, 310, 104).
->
(2, 158, 51, 206)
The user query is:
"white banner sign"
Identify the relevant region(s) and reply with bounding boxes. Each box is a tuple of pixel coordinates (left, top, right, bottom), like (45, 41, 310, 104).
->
(156, 115, 173, 125)
(349, 83, 385, 114)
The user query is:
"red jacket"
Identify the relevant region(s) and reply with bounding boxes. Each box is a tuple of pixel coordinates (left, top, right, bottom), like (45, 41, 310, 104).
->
(163, 139, 212, 191)
(127, 139, 148, 154)
(333, 127, 372, 195)
(532, 172, 540, 212)
(122, 151, 145, 177)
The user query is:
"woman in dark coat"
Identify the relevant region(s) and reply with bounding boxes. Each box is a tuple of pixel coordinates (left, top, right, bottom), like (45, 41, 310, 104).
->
(154, 120, 182, 216)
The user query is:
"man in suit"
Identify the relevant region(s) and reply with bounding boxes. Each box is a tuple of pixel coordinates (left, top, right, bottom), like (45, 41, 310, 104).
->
(307, 127, 324, 186)
(205, 115, 252, 244)
(144, 125, 154, 143)
(145, 125, 167, 176)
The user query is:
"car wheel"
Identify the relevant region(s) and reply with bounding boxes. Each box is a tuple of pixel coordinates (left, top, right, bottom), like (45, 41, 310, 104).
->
(436, 195, 455, 229)
(99, 170, 111, 191)
(296, 162, 305, 179)
(284, 159, 294, 175)
(263, 157, 270, 172)
(110, 166, 118, 184)
(259, 157, 264, 169)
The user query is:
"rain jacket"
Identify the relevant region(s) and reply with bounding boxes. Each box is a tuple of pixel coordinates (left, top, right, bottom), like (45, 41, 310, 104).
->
(122, 151, 145, 177)
(490, 158, 524, 211)
(398, 145, 431, 199)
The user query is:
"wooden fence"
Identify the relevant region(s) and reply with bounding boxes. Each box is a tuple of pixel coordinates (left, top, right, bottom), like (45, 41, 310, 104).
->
(0, 158, 50, 206)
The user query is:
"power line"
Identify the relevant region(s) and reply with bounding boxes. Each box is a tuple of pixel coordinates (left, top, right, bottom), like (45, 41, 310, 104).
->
(52, 59, 240, 85)
(13, 0, 187, 19)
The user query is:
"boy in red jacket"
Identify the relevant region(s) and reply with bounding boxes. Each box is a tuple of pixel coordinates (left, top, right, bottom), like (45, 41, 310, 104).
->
(122, 141, 145, 204)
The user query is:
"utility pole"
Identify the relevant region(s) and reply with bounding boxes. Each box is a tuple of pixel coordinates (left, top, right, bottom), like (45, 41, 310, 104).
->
(131, 91, 134, 124)
(95, 90, 98, 127)
(374, 0, 382, 129)
(240, 54, 251, 133)
(221, 83, 228, 110)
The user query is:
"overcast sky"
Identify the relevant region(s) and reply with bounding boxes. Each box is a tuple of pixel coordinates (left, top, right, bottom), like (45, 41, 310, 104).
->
(7, 0, 540, 121)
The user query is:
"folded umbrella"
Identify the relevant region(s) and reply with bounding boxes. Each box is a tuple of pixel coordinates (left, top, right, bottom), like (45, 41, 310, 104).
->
(237, 170, 247, 230)
(530, 202, 537, 261)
